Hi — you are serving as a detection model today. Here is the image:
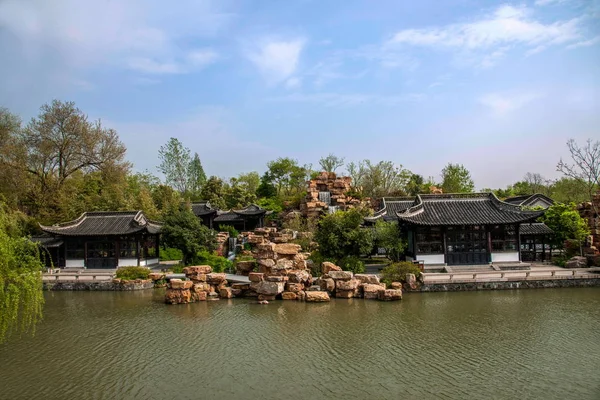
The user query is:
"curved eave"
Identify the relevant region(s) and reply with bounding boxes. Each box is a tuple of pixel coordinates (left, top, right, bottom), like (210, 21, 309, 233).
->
(396, 210, 544, 226)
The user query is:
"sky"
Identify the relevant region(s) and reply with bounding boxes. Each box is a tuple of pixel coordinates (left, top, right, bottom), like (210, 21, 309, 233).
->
(0, 0, 599, 189)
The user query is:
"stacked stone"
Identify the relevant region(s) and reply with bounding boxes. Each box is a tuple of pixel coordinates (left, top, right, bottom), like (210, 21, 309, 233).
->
(318, 262, 402, 301)
(215, 232, 230, 257)
(165, 266, 236, 304)
(300, 171, 370, 218)
(249, 242, 330, 302)
(243, 227, 297, 245)
(577, 193, 600, 256)
(149, 272, 167, 288)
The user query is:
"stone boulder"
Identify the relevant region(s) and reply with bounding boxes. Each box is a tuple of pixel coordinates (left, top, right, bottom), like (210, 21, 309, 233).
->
(282, 292, 298, 300)
(322, 262, 342, 274)
(363, 284, 384, 299)
(405, 273, 417, 285)
(378, 289, 402, 301)
(170, 279, 193, 290)
(286, 282, 303, 293)
(207, 273, 227, 284)
(319, 277, 335, 292)
(249, 272, 264, 282)
(266, 275, 288, 282)
(193, 283, 211, 293)
(256, 281, 285, 296)
(191, 291, 207, 301)
(565, 256, 588, 268)
(335, 290, 354, 298)
(183, 265, 212, 275)
(165, 288, 192, 304)
(149, 273, 165, 281)
(335, 279, 359, 291)
(235, 260, 256, 275)
(305, 291, 331, 302)
(328, 270, 353, 281)
(274, 243, 301, 255)
(287, 269, 311, 284)
(391, 282, 403, 290)
(355, 274, 380, 285)
(219, 287, 233, 299)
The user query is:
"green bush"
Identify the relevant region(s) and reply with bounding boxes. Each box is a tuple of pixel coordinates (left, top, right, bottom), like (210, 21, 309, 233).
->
(191, 250, 233, 272)
(219, 225, 239, 239)
(380, 262, 421, 286)
(552, 255, 567, 268)
(160, 247, 183, 261)
(115, 266, 150, 281)
(337, 256, 365, 274)
(308, 250, 334, 276)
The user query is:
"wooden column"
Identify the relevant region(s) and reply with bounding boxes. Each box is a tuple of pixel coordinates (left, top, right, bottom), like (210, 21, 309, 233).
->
(84, 241, 88, 269)
(516, 224, 521, 262)
(486, 228, 492, 263)
(137, 235, 141, 266)
(115, 239, 120, 268)
(442, 227, 448, 264)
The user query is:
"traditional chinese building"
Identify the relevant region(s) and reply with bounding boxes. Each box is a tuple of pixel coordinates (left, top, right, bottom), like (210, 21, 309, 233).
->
(367, 193, 552, 266)
(503, 193, 554, 209)
(191, 203, 269, 232)
(36, 211, 161, 269)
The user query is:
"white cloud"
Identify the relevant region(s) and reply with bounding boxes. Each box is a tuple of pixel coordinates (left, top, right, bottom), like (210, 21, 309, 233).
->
(389, 5, 584, 65)
(534, 0, 569, 6)
(479, 92, 540, 116)
(0, 0, 230, 75)
(270, 92, 425, 107)
(246, 38, 305, 85)
(567, 35, 600, 49)
(284, 77, 302, 89)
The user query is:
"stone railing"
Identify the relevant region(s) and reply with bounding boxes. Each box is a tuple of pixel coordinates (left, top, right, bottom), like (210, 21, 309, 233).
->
(422, 268, 600, 284)
(42, 272, 114, 282)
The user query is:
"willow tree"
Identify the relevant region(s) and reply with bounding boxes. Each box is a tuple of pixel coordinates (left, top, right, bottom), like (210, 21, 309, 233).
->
(0, 204, 45, 343)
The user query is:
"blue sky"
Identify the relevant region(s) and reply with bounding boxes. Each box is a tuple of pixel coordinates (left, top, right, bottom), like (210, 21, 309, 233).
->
(1, 0, 598, 189)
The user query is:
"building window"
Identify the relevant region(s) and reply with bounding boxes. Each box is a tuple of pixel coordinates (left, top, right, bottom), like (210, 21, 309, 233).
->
(119, 240, 138, 258)
(416, 227, 443, 254)
(144, 236, 157, 258)
(87, 241, 116, 258)
(65, 239, 85, 259)
(491, 225, 517, 252)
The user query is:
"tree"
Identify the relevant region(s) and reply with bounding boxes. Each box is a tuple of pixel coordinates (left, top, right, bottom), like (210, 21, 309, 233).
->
(440, 163, 474, 193)
(346, 160, 412, 198)
(187, 153, 207, 198)
(550, 177, 589, 204)
(157, 138, 192, 194)
(314, 208, 374, 261)
(160, 205, 217, 265)
(557, 139, 600, 213)
(199, 176, 226, 209)
(0, 101, 129, 220)
(264, 157, 307, 196)
(539, 203, 589, 250)
(256, 172, 278, 199)
(0, 203, 44, 343)
(225, 176, 257, 209)
(319, 153, 345, 173)
(374, 221, 406, 262)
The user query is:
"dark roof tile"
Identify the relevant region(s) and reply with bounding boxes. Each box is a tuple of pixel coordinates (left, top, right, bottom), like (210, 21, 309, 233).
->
(40, 211, 161, 236)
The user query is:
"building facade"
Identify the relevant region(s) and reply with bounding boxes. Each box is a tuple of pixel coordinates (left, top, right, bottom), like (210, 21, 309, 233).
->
(191, 203, 268, 231)
(37, 211, 161, 269)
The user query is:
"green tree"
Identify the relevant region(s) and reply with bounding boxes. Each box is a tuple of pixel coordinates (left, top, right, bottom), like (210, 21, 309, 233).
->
(265, 157, 307, 196)
(199, 176, 227, 209)
(440, 163, 474, 193)
(550, 177, 589, 204)
(188, 152, 207, 199)
(374, 221, 406, 262)
(0, 101, 129, 222)
(256, 172, 278, 199)
(319, 153, 345, 173)
(157, 138, 192, 194)
(0, 203, 44, 343)
(161, 205, 217, 265)
(539, 203, 589, 250)
(345, 160, 411, 198)
(314, 208, 374, 261)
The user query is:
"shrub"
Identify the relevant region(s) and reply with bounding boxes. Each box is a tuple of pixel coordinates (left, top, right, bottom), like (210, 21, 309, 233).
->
(564, 239, 581, 258)
(219, 225, 239, 239)
(191, 250, 233, 272)
(337, 256, 365, 274)
(116, 266, 150, 281)
(380, 262, 421, 286)
(552, 255, 567, 268)
(160, 247, 183, 261)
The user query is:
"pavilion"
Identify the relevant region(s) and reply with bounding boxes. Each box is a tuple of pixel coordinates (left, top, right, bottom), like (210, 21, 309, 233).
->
(35, 211, 161, 269)
(192, 203, 268, 231)
(367, 193, 552, 266)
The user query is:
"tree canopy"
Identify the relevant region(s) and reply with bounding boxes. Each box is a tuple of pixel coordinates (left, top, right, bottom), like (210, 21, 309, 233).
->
(440, 163, 474, 193)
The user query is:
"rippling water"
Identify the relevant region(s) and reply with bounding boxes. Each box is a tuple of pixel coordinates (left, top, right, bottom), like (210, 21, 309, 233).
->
(1, 288, 599, 400)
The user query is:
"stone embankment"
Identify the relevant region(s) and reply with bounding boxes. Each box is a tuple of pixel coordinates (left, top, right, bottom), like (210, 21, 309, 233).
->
(44, 279, 154, 291)
(165, 244, 403, 304)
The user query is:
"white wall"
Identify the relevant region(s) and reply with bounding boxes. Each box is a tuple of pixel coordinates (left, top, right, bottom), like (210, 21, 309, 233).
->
(118, 258, 139, 267)
(491, 252, 520, 263)
(65, 259, 85, 268)
(414, 254, 445, 265)
(145, 258, 159, 266)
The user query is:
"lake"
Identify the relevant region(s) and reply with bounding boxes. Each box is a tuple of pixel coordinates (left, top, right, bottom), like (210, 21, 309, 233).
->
(1, 288, 599, 399)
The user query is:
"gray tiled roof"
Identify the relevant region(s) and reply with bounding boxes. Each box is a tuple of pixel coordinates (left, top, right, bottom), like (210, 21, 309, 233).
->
(214, 211, 244, 222)
(40, 211, 162, 236)
(365, 197, 414, 222)
(396, 193, 545, 226)
(232, 204, 266, 216)
(191, 201, 217, 216)
(504, 193, 554, 208)
(30, 236, 64, 248)
(520, 222, 553, 235)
